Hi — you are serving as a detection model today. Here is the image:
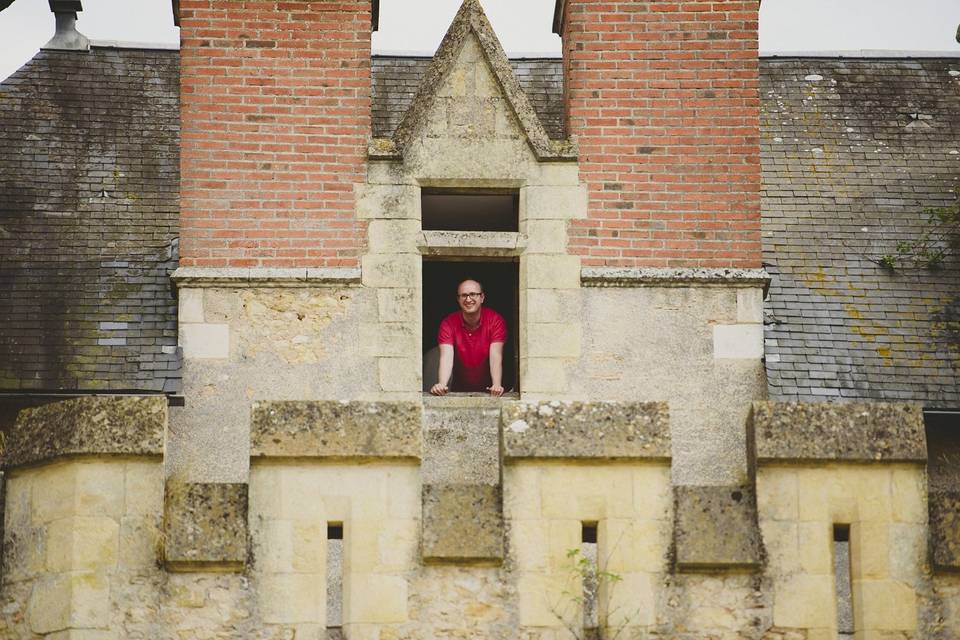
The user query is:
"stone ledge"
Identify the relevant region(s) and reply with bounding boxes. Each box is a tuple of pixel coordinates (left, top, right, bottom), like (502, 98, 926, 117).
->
(171, 267, 362, 288)
(502, 401, 670, 460)
(674, 485, 763, 572)
(163, 482, 248, 572)
(930, 490, 960, 572)
(753, 401, 926, 463)
(250, 401, 422, 459)
(422, 483, 504, 564)
(3, 396, 166, 469)
(417, 230, 527, 257)
(581, 267, 771, 292)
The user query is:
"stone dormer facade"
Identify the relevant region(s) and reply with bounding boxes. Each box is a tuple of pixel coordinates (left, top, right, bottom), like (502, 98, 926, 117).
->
(0, 1, 958, 638)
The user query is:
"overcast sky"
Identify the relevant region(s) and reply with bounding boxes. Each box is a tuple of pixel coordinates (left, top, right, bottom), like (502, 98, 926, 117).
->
(1, 0, 958, 81)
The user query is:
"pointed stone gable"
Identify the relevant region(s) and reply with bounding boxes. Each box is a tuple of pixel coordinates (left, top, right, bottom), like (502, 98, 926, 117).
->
(369, 0, 575, 162)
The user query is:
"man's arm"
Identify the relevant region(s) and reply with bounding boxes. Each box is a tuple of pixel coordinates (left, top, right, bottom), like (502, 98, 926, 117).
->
(487, 341, 504, 397)
(430, 343, 454, 396)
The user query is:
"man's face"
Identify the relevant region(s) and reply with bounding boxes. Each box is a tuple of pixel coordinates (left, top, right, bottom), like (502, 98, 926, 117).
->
(457, 280, 484, 314)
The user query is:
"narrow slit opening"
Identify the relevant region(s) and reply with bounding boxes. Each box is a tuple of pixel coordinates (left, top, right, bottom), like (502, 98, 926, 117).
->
(327, 522, 344, 636)
(581, 522, 599, 635)
(833, 524, 853, 639)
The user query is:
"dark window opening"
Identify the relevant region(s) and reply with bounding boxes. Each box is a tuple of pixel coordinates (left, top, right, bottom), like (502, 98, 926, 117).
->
(421, 189, 519, 232)
(581, 522, 599, 633)
(422, 260, 519, 394)
(833, 524, 853, 638)
(327, 522, 344, 632)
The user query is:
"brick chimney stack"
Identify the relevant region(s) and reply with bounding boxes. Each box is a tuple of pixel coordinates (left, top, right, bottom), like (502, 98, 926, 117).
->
(178, 0, 373, 268)
(557, 0, 762, 269)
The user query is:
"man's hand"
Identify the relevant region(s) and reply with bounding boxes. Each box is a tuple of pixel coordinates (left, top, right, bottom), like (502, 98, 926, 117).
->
(487, 385, 504, 397)
(430, 383, 449, 396)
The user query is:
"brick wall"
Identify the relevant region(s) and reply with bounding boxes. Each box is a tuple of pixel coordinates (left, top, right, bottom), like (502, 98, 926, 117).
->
(561, 0, 762, 268)
(179, 0, 371, 268)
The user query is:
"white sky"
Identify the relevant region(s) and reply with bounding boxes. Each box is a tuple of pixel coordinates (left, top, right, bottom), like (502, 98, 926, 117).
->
(0, 0, 958, 81)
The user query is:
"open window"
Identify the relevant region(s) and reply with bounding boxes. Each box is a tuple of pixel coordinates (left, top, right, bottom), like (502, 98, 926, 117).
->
(422, 260, 519, 394)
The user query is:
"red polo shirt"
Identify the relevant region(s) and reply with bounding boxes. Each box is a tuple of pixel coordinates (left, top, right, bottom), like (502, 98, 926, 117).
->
(438, 307, 507, 392)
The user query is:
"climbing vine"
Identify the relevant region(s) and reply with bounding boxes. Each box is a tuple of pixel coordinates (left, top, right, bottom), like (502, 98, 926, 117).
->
(875, 200, 960, 270)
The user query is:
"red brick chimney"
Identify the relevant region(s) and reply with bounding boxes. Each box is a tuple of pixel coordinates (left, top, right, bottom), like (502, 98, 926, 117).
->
(557, 0, 762, 269)
(178, 0, 373, 268)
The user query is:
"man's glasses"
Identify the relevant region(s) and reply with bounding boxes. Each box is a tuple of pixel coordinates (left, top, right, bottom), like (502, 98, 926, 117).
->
(458, 292, 483, 300)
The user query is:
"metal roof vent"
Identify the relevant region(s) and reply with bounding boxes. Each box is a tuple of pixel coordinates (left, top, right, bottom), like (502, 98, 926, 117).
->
(43, 0, 89, 51)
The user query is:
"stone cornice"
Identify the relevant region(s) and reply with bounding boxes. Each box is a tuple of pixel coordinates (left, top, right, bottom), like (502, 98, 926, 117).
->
(502, 401, 671, 460)
(250, 401, 422, 460)
(3, 396, 166, 469)
(752, 401, 927, 463)
(171, 267, 362, 288)
(581, 267, 771, 292)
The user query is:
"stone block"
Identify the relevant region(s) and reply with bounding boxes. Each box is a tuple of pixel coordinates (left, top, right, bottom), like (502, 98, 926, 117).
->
(753, 402, 926, 463)
(502, 401, 670, 460)
(124, 461, 163, 516)
(359, 321, 419, 358)
(422, 399, 501, 485)
(525, 323, 581, 358)
(772, 573, 834, 628)
(522, 219, 568, 254)
(5, 396, 166, 470)
(530, 163, 580, 187)
(178, 287, 204, 323)
(347, 574, 408, 623)
(521, 254, 581, 290)
(713, 324, 763, 359)
(519, 358, 568, 394)
(163, 482, 248, 571)
(929, 490, 960, 571)
(377, 287, 419, 322)
(119, 516, 159, 569)
(367, 219, 421, 254)
(890, 467, 926, 524)
(524, 288, 579, 324)
(521, 185, 588, 220)
(856, 579, 917, 631)
(422, 484, 503, 563)
(736, 288, 763, 323)
(852, 521, 890, 579)
(756, 468, 799, 521)
(378, 357, 421, 392)
(179, 323, 230, 360)
(260, 573, 325, 624)
(74, 462, 124, 518)
(251, 401, 422, 459)
(27, 574, 71, 634)
(361, 254, 420, 289)
(46, 517, 119, 572)
(355, 183, 419, 219)
(674, 485, 763, 571)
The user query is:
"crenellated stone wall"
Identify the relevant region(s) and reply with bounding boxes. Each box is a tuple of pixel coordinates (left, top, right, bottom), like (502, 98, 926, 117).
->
(1, 396, 958, 639)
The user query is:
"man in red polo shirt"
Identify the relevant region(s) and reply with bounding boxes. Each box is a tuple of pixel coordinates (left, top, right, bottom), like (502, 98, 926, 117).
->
(430, 279, 507, 397)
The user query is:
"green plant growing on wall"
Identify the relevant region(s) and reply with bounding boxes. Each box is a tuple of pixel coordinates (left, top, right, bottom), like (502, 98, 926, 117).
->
(874, 200, 960, 270)
(550, 547, 642, 640)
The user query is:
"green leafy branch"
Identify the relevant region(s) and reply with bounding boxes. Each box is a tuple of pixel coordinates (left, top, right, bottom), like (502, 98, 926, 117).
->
(875, 201, 960, 270)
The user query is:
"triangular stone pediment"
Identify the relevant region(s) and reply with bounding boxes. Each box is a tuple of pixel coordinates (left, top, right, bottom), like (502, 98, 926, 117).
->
(369, 0, 576, 162)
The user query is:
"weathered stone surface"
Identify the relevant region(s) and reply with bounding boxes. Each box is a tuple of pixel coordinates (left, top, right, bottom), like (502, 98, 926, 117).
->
(502, 401, 670, 460)
(674, 485, 763, 571)
(164, 482, 248, 571)
(753, 401, 926, 462)
(581, 267, 771, 291)
(376, 0, 575, 162)
(250, 401, 421, 459)
(423, 398, 500, 484)
(422, 484, 503, 563)
(3, 396, 166, 469)
(417, 230, 527, 257)
(930, 491, 960, 572)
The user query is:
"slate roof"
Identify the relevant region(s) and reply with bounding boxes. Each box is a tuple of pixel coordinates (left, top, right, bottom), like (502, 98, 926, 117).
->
(372, 55, 565, 139)
(761, 57, 960, 408)
(0, 47, 180, 393)
(1, 48, 957, 405)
